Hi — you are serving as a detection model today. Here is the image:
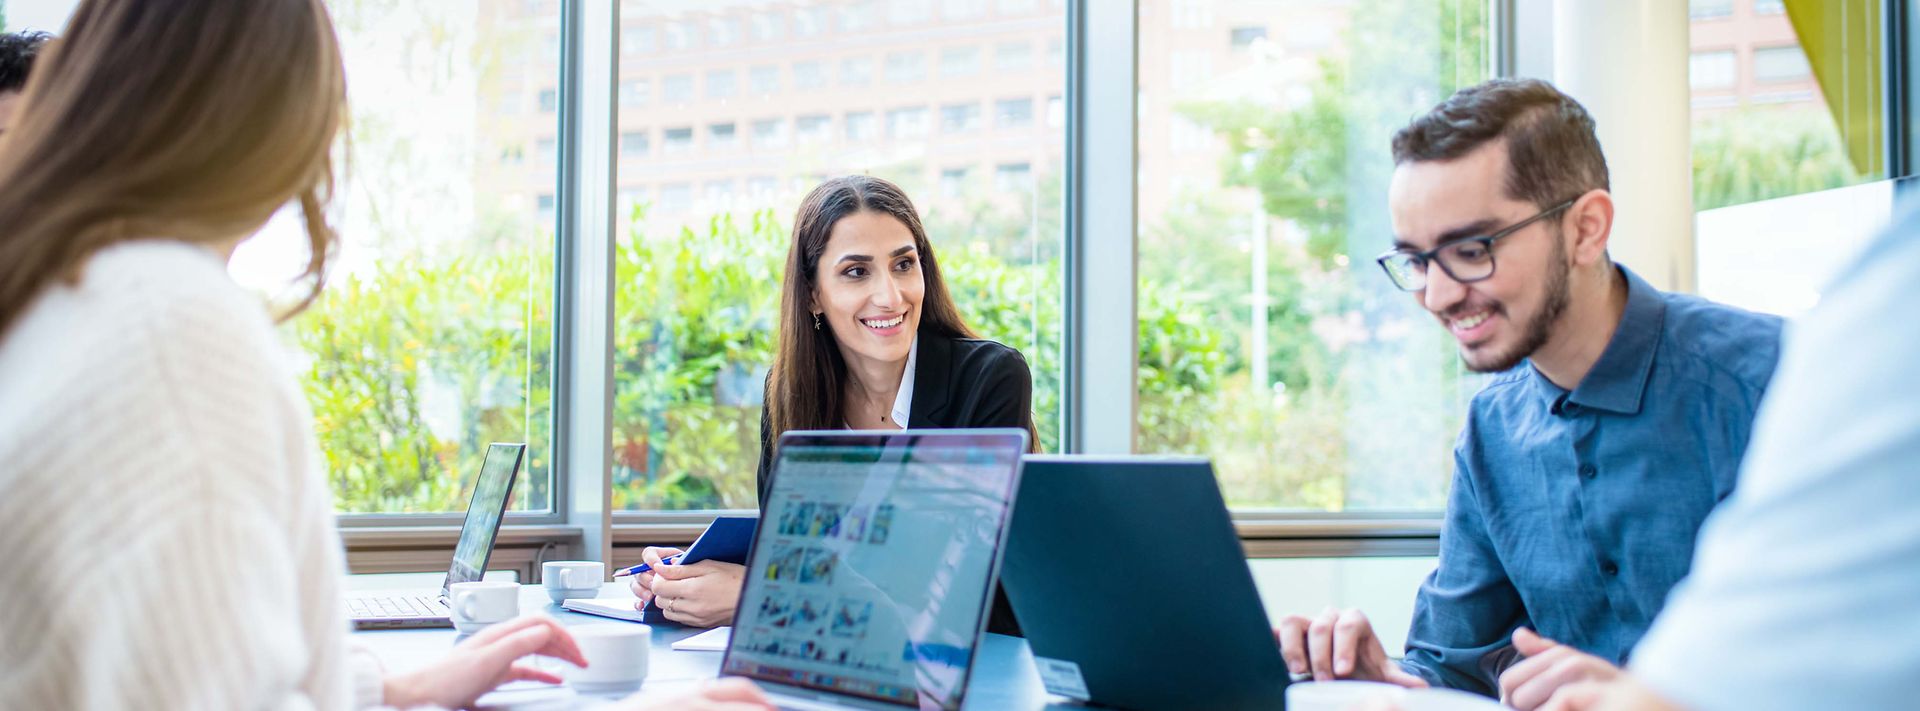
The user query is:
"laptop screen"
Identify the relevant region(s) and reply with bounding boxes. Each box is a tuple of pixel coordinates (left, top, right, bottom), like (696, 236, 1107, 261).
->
(443, 443, 525, 592)
(722, 430, 1025, 710)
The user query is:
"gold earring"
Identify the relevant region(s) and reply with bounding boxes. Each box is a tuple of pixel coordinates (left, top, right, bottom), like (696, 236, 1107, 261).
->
(813, 313, 822, 330)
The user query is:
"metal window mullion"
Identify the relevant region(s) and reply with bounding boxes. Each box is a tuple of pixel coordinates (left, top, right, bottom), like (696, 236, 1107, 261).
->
(556, 0, 616, 565)
(1885, 0, 1913, 182)
(1065, 0, 1139, 455)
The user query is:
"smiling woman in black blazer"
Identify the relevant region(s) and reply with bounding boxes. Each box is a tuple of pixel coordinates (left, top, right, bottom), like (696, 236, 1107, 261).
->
(752, 330, 1032, 505)
(629, 175, 1036, 633)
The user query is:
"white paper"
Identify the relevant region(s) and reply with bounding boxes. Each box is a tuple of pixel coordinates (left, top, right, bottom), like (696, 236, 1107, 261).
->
(670, 626, 732, 651)
(561, 597, 646, 622)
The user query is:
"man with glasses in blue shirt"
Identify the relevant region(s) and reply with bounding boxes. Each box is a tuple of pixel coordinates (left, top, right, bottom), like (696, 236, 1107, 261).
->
(1274, 78, 1782, 709)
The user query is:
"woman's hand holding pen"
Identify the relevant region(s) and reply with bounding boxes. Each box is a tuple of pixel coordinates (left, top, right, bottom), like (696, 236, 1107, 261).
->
(627, 545, 684, 609)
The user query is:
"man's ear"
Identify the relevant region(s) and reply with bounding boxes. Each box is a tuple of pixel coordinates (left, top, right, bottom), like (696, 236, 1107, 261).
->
(1566, 189, 1614, 268)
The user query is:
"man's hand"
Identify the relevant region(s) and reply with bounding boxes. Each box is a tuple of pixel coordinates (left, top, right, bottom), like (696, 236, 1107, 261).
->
(623, 677, 774, 710)
(1274, 606, 1429, 687)
(383, 615, 588, 709)
(650, 559, 746, 627)
(1539, 676, 1688, 711)
(628, 546, 685, 609)
(1498, 628, 1623, 710)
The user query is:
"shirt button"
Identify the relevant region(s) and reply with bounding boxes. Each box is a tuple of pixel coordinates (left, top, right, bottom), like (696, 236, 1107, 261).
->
(1602, 561, 1620, 576)
(1579, 464, 1597, 480)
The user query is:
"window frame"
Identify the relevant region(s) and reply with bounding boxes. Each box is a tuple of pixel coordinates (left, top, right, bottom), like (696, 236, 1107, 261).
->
(346, 0, 1577, 560)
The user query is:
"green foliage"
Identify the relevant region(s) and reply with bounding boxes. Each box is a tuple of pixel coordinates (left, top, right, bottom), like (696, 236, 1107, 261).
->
(296, 203, 1080, 512)
(609, 206, 783, 510)
(1692, 107, 1863, 211)
(1133, 0, 1487, 509)
(293, 248, 554, 513)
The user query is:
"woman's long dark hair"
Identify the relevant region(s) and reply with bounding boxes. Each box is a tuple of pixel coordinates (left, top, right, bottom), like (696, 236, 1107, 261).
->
(766, 175, 978, 441)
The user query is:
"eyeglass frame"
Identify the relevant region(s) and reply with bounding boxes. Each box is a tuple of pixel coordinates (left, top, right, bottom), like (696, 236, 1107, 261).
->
(1374, 198, 1578, 292)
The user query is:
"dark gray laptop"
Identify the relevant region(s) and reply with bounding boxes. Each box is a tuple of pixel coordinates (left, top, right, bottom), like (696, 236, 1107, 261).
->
(1000, 455, 1291, 711)
(344, 442, 524, 630)
(721, 429, 1027, 710)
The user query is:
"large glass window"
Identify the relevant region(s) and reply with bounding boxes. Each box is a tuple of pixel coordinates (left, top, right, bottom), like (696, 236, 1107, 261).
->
(1135, 0, 1489, 510)
(613, 2, 1066, 511)
(1688, 1, 1880, 211)
(1690, 1, 1893, 317)
(233, 1, 561, 514)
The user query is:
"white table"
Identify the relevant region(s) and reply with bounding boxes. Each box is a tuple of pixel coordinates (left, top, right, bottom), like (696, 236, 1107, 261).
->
(352, 583, 1068, 709)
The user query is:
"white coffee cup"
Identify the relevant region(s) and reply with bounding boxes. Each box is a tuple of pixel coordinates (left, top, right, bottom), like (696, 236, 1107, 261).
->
(568, 623, 651, 693)
(1285, 680, 1408, 711)
(448, 580, 520, 633)
(543, 561, 606, 603)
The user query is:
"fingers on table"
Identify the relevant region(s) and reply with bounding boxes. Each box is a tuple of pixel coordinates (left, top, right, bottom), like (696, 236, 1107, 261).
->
(507, 662, 566, 685)
(705, 677, 771, 702)
(482, 616, 588, 668)
(1306, 606, 1341, 681)
(1332, 608, 1373, 676)
(1512, 655, 1604, 711)
(1275, 615, 1313, 675)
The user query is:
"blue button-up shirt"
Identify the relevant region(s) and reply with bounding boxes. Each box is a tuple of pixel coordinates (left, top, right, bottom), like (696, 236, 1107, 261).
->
(1399, 265, 1783, 696)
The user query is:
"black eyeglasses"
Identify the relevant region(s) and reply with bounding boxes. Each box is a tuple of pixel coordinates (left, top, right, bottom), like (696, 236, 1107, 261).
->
(1375, 199, 1576, 292)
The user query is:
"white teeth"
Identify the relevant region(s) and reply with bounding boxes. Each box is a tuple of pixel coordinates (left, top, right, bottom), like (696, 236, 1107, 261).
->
(1451, 312, 1491, 331)
(862, 315, 904, 329)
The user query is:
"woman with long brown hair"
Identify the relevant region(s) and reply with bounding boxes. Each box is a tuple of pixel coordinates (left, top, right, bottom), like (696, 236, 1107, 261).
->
(630, 175, 1036, 632)
(0, 1, 768, 708)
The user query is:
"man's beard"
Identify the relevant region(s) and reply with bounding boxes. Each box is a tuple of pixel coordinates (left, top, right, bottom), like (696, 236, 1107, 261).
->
(1461, 236, 1572, 374)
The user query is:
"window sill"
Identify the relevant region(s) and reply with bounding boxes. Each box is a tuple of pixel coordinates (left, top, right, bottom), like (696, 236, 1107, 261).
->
(339, 525, 582, 577)
(608, 511, 1441, 561)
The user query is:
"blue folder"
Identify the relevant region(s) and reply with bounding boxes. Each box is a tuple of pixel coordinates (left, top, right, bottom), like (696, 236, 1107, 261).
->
(640, 515, 757, 624)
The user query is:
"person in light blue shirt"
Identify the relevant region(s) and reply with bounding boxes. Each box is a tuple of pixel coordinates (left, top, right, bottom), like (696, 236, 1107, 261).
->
(1529, 210, 1920, 711)
(1274, 78, 1783, 708)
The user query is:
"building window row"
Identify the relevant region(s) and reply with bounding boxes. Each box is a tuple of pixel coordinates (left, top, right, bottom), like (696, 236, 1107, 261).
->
(611, 97, 1062, 160)
(615, 0, 1062, 56)
(622, 44, 1058, 105)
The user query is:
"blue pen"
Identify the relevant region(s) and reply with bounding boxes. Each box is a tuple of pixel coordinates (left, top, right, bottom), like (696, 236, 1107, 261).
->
(611, 552, 684, 578)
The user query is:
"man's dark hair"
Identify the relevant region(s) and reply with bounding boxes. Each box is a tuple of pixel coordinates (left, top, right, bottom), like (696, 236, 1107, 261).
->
(1391, 77, 1609, 209)
(0, 31, 54, 93)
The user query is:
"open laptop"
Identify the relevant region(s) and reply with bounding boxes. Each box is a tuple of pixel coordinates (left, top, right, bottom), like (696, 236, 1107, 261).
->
(999, 455, 1292, 710)
(720, 429, 1027, 711)
(345, 442, 525, 630)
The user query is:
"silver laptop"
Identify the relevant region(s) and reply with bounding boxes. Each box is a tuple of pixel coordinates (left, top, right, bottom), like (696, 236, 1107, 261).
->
(345, 442, 525, 630)
(720, 429, 1027, 711)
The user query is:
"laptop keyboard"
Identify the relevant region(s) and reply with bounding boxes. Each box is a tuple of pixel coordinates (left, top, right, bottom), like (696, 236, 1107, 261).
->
(346, 595, 442, 619)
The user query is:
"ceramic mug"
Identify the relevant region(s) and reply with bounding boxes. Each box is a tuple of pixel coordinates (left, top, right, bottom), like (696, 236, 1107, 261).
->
(542, 561, 606, 603)
(448, 580, 520, 633)
(568, 623, 651, 693)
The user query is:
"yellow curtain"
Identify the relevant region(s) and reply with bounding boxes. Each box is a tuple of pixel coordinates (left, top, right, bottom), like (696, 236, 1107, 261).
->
(1784, 0, 1886, 178)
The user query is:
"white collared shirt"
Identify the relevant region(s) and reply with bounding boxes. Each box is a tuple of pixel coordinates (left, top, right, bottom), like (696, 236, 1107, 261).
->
(844, 336, 916, 430)
(890, 336, 917, 428)
(1629, 213, 1920, 710)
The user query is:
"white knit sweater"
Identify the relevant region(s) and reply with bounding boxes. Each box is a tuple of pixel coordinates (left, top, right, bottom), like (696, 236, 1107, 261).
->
(0, 241, 383, 709)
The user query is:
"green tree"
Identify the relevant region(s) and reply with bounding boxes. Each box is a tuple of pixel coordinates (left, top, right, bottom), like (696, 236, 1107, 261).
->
(1692, 107, 1861, 211)
(294, 200, 1085, 513)
(1134, 0, 1489, 508)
